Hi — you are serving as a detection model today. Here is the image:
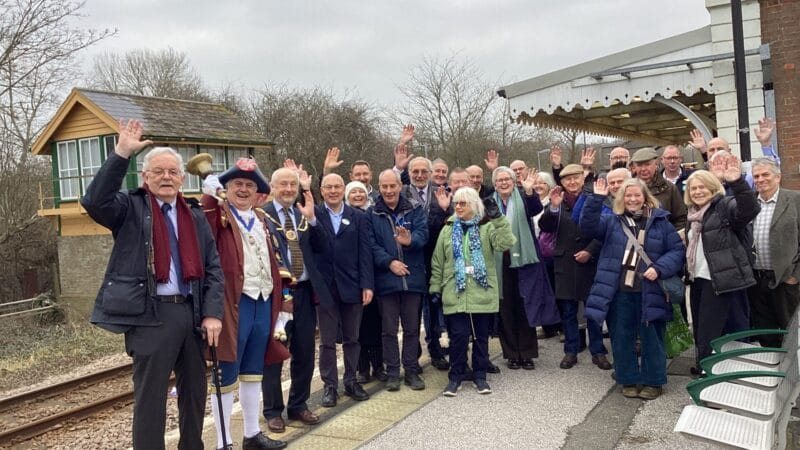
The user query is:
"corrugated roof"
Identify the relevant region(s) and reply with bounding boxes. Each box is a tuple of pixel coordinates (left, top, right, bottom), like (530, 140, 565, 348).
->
(77, 88, 270, 145)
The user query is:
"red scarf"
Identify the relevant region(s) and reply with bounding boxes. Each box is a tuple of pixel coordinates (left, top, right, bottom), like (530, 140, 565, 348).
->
(144, 185, 203, 284)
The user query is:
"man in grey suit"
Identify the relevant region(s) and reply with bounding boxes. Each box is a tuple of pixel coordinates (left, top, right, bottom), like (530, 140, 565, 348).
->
(748, 157, 800, 347)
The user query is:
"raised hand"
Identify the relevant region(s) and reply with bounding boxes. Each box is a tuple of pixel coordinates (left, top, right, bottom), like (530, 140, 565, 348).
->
(485, 149, 499, 171)
(708, 154, 726, 181)
(323, 147, 344, 175)
(395, 226, 412, 246)
(593, 177, 609, 196)
(581, 146, 596, 168)
(394, 144, 414, 170)
(298, 167, 312, 191)
(399, 124, 415, 146)
(688, 129, 707, 154)
(296, 190, 315, 221)
(723, 154, 742, 182)
(521, 168, 538, 195)
(434, 185, 451, 210)
(284, 159, 299, 172)
(550, 145, 562, 168)
(549, 186, 564, 208)
(115, 119, 153, 158)
(754, 117, 775, 147)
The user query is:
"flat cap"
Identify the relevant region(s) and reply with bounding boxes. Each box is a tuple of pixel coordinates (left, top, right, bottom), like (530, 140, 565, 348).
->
(630, 147, 659, 163)
(560, 164, 584, 178)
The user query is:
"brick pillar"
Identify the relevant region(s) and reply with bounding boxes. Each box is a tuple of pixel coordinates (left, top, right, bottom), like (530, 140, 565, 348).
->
(761, 0, 800, 189)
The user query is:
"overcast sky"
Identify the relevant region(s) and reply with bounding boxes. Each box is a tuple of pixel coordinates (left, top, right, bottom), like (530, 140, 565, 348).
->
(76, 0, 711, 108)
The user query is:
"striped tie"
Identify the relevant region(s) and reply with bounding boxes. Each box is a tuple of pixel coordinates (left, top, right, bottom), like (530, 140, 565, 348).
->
(282, 208, 304, 280)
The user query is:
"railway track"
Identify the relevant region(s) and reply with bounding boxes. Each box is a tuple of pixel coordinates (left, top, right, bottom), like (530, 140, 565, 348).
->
(0, 362, 135, 446)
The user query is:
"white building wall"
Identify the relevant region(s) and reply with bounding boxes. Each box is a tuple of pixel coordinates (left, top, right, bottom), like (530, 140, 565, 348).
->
(706, 0, 766, 157)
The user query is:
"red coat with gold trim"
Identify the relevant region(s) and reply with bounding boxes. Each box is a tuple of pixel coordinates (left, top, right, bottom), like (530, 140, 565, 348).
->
(202, 194, 291, 365)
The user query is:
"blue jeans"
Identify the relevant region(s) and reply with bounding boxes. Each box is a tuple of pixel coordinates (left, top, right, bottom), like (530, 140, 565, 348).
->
(607, 292, 667, 386)
(558, 299, 606, 356)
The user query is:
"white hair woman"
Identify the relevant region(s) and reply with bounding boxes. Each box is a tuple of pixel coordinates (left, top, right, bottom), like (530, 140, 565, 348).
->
(430, 187, 515, 396)
(492, 166, 559, 370)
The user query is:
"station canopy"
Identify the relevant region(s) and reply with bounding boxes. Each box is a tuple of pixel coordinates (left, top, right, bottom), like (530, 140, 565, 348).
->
(498, 27, 721, 146)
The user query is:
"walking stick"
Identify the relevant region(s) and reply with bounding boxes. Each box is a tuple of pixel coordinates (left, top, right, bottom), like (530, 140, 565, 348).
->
(209, 345, 229, 449)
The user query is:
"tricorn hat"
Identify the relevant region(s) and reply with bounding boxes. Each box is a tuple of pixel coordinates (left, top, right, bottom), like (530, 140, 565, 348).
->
(218, 158, 270, 194)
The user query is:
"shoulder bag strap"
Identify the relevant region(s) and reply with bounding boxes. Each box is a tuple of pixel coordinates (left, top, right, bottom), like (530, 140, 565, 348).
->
(618, 216, 653, 267)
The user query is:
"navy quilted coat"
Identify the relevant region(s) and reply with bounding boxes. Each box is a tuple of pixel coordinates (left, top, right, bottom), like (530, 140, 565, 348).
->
(579, 194, 686, 324)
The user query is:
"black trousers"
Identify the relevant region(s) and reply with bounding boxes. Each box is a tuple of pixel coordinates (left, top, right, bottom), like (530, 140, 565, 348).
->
(318, 284, 363, 388)
(262, 281, 316, 418)
(690, 278, 750, 363)
(358, 299, 383, 374)
(748, 270, 800, 347)
(498, 263, 538, 360)
(125, 301, 206, 450)
(447, 313, 491, 383)
(378, 292, 421, 377)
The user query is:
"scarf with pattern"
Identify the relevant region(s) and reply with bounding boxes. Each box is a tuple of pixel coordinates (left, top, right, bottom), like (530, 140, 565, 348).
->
(452, 216, 489, 293)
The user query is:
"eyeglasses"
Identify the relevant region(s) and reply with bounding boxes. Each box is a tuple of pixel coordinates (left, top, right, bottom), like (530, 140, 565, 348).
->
(453, 201, 468, 207)
(411, 169, 430, 175)
(495, 177, 514, 184)
(322, 184, 344, 190)
(148, 168, 181, 178)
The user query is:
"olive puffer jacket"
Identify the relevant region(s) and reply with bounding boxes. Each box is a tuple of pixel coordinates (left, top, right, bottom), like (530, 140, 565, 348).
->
(429, 215, 516, 315)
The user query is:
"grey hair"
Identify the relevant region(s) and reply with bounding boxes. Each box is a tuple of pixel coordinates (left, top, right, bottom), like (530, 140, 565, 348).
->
(452, 187, 484, 218)
(492, 166, 515, 185)
(606, 168, 632, 181)
(535, 171, 556, 189)
(270, 167, 300, 184)
(378, 168, 401, 184)
(432, 158, 448, 168)
(751, 157, 781, 175)
(142, 147, 184, 174)
(408, 156, 432, 172)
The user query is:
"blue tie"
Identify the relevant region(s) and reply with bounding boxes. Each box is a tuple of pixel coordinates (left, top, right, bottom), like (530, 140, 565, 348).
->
(162, 203, 189, 296)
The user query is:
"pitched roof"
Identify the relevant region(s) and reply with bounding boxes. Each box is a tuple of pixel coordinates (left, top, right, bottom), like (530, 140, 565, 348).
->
(31, 88, 271, 155)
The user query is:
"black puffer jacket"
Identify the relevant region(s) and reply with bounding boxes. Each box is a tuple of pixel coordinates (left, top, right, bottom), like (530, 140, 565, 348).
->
(694, 178, 760, 294)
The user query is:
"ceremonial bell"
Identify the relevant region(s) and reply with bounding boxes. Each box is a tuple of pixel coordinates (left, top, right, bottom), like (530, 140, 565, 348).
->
(186, 153, 214, 179)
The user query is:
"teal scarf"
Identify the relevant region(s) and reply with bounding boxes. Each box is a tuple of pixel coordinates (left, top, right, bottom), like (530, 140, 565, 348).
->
(494, 189, 539, 268)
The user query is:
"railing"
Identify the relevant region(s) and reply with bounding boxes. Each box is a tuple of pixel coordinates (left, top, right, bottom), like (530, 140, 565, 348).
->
(0, 293, 56, 319)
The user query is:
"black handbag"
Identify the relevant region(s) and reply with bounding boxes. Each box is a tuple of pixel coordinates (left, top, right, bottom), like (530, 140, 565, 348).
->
(619, 218, 685, 305)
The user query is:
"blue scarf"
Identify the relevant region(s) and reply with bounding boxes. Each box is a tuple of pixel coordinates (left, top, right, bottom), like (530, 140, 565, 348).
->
(452, 216, 489, 293)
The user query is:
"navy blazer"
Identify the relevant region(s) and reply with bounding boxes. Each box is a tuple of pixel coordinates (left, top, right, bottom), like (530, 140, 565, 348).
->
(262, 201, 331, 304)
(313, 203, 375, 303)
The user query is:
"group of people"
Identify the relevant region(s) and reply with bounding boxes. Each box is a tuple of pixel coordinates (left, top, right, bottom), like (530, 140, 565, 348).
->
(82, 116, 799, 450)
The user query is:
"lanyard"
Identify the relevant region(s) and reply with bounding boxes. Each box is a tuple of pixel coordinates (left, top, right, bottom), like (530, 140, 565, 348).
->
(229, 205, 255, 232)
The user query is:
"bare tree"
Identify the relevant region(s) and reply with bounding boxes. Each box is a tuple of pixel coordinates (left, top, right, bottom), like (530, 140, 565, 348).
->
(0, 0, 112, 302)
(87, 47, 209, 101)
(245, 85, 393, 179)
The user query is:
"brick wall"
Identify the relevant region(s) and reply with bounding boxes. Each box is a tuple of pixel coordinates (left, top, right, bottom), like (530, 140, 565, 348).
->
(57, 235, 113, 316)
(761, 0, 800, 189)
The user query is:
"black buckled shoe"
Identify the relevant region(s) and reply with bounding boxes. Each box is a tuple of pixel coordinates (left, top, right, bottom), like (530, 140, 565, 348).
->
(487, 362, 501, 374)
(242, 432, 287, 450)
(507, 359, 521, 370)
(321, 386, 338, 407)
(344, 382, 370, 401)
(521, 359, 535, 370)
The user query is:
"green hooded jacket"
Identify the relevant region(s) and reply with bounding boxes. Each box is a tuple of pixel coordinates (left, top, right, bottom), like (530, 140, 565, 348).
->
(429, 215, 516, 315)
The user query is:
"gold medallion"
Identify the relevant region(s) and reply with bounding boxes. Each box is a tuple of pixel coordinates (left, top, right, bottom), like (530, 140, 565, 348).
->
(285, 229, 298, 241)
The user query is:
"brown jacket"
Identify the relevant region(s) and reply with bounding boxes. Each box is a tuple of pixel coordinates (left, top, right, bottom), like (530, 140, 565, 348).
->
(202, 194, 291, 365)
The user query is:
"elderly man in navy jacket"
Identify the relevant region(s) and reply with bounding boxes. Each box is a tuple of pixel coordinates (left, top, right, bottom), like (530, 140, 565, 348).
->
(81, 120, 223, 450)
(313, 173, 375, 407)
(368, 169, 429, 391)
